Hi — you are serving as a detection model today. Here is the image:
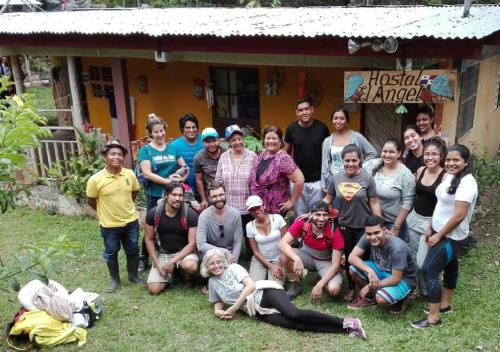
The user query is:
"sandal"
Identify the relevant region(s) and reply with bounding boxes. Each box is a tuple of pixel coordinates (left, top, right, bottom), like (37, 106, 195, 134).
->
(344, 289, 356, 303)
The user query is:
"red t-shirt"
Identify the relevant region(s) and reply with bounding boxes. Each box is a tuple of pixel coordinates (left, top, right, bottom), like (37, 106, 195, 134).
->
(288, 218, 344, 251)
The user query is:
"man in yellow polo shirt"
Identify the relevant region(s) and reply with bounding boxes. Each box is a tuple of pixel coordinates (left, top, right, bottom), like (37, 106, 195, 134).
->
(86, 140, 144, 292)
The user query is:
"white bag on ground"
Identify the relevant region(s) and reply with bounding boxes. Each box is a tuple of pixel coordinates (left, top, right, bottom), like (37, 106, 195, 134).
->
(18, 279, 74, 321)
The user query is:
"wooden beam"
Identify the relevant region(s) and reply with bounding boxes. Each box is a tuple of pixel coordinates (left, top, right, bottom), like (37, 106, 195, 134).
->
(67, 56, 83, 130)
(9, 55, 23, 94)
(111, 58, 133, 167)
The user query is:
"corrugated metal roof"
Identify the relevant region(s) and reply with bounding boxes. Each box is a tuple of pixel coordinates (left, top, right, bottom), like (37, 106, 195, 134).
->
(0, 6, 499, 40)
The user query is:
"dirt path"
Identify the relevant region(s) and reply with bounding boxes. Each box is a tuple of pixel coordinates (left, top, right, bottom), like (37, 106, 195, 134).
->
(470, 185, 499, 245)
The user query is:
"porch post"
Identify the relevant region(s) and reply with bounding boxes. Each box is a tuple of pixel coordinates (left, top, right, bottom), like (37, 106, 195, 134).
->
(9, 55, 23, 95)
(67, 56, 83, 130)
(111, 58, 133, 167)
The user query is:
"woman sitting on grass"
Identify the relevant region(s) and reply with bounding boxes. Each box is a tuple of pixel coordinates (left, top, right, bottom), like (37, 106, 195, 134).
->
(201, 248, 367, 339)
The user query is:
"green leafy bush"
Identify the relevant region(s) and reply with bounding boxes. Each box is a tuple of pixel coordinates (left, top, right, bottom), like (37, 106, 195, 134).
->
(0, 76, 51, 213)
(46, 128, 105, 203)
(473, 153, 500, 194)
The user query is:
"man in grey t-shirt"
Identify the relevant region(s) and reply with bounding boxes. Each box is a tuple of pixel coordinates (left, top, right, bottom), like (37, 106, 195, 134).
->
(347, 215, 417, 314)
(196, 182, 243, 263)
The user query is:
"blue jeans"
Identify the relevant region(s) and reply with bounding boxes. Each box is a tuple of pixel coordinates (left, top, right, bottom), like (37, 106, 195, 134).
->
(384, 221, 409, 243)
(100, 220, 140, 262)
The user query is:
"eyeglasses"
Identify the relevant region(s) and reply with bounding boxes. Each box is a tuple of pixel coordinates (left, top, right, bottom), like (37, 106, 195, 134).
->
(207, 259, 224, 267)
(218, 224, 224, 238)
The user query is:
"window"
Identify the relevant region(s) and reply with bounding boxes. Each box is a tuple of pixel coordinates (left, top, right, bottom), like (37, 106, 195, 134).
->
(88, 66, 112, 98)
(456, 60, 479, 139)
(495, 63, 500, 110)
(210, 67, 260, 131)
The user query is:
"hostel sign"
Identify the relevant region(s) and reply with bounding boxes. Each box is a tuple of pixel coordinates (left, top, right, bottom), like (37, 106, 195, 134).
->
(344, 69, 457, 104)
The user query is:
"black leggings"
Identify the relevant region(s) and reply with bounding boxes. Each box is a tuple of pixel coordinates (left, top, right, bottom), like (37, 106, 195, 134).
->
(257, 289, 345, 333)
(339, 226, 365, 290)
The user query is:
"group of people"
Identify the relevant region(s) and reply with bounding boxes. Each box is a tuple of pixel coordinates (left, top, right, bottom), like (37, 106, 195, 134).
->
(85, 99, 478, 337)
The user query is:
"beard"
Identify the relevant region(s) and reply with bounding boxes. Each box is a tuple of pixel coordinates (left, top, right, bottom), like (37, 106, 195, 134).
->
(212, 198, 226, 209)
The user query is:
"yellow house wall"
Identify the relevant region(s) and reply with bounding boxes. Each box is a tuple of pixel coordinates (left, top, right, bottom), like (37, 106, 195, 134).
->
(460, 54, 500, 158)
(82, 57, 113, 134)
(82, 58, 361, 139)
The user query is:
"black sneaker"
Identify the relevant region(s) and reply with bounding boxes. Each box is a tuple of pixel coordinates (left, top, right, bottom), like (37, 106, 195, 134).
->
(410, 317, 442, 329)
(423, 306, 452, 314)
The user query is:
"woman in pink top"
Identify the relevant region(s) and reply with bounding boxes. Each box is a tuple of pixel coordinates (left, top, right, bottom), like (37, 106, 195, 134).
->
(250, 126, 304, 215)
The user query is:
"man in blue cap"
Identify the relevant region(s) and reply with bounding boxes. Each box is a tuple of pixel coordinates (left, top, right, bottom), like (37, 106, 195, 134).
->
(194, 127, 226, 209)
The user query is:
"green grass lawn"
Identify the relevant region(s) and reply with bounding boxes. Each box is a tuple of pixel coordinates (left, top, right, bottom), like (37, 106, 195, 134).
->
(1, 207, 499, 351)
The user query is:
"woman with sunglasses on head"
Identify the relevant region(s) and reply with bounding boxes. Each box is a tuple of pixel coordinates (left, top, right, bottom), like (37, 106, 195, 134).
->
(250, 125, 304, 216)
(411, 145, 478, 329)
(201, 248, 367, 339)
(245, 195, 288, 285)
(321, 106, 377, 193)
(406, 139, 446, 297)
(402, 125, 425, 175)
(137, 114, 188, 270)
(322, 144, 381, 302)
(363, 138, 415, 243)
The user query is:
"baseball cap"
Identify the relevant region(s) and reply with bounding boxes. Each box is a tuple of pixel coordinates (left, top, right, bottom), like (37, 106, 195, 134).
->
(201, 127, 219, 141)
(224, 124, 243, 140)
(246, 195, 263, 211)
(101, 140, 128, 155)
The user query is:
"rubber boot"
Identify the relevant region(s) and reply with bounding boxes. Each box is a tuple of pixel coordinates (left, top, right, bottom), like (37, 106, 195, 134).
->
(106, 260, 121, 293)
(127, 256, 145, 285)
(286, 273, 303, 300)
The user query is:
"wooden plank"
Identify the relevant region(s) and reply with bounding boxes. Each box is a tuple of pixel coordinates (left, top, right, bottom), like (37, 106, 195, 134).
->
(344, 69, 457, 104)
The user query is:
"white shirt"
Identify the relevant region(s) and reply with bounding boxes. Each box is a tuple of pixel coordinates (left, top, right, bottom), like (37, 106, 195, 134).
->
(246, 214, 286, 262)
(432, 174, 478, 241)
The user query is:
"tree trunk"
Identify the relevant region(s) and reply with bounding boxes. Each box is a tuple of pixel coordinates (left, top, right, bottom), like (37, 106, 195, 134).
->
(50, 56, 72, 126)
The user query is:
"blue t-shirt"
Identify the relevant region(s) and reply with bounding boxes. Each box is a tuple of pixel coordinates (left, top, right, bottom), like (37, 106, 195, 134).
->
(138, 144, 179, 198)
(170, 135, 204, 193)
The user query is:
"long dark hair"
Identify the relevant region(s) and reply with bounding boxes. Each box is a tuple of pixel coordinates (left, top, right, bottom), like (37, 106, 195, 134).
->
(447, 144, 473, 195)
(331, 105, 350, 123)
(372, 138, 402, 176)
(424, 137, 447, 167)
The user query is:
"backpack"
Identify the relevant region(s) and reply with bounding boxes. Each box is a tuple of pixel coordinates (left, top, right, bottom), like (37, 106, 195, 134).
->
(135, 145, 156, 187)
(295, 218, 335, 249)
(153, 199, 189, 248)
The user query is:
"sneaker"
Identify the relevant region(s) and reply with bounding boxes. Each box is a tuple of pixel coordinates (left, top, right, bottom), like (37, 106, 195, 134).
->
(343, 317, 367, 340)
(423, 306, 452, 314)
(410, 317, 442, 329)
(389, 297, 409, 315)
(347, 296, 376, 310)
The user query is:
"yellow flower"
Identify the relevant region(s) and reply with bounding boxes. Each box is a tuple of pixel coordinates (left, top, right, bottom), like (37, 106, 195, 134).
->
(12, 95, 24, 107)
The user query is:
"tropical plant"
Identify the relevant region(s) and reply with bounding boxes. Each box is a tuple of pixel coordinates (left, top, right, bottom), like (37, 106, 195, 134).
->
(0, 234, 83, 292)
(0, 76, 51, 213)
(46, 127, 105, 202)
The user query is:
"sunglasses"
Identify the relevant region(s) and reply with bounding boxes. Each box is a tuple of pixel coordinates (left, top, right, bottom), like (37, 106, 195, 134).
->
(218, 224, 224, 238)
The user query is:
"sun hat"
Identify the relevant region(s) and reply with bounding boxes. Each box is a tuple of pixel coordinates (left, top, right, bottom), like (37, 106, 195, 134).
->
(201, 127, 219, 141)
(101, 140, 128, 155)
(246, 195, 264, 211)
